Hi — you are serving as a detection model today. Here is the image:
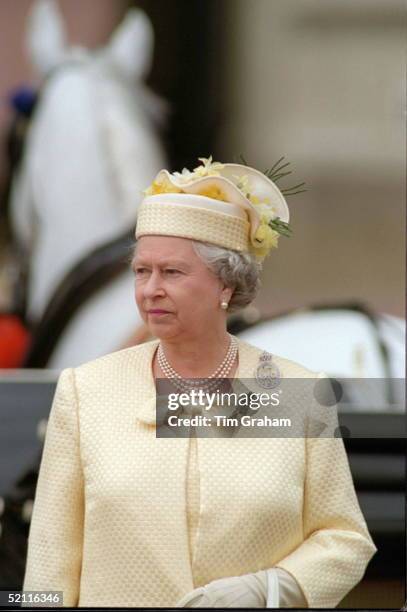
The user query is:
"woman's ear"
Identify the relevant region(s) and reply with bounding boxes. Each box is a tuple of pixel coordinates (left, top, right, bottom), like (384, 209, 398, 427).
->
(26, 0, 68, 77)
(105, 8, 154, 81)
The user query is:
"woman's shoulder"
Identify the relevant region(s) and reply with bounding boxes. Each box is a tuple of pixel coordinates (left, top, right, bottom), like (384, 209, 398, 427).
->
(236, 336, 322, 379)
(72, 339, 160, 380)
(70, 336, 323, 381)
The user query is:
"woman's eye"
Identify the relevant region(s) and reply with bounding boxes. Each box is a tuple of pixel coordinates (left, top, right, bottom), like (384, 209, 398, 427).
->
(135, 267, 148, 276)
(165, 269, 180, 275)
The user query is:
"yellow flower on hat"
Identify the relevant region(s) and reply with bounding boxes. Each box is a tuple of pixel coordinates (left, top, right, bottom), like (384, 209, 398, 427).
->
(143, 178, 182, 196)
(251, 222, 280, 260)
(196, 185, 228, 202)
(249, 194, 260, 205)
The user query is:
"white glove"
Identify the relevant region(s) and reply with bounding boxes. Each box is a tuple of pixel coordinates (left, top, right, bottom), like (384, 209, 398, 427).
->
(275, 568, 307, 607)
(176, 568, 307, 608)
(176, 570, 269, 608)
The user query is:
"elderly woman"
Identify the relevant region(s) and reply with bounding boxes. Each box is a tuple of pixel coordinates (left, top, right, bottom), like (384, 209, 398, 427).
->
(23, 158, 376, 608)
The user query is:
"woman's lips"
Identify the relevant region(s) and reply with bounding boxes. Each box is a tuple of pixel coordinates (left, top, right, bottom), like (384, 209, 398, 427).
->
(148, 309, 171, 314)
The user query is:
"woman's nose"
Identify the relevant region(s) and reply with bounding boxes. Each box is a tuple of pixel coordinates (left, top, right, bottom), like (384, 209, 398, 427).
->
(143, 271, 164, 298)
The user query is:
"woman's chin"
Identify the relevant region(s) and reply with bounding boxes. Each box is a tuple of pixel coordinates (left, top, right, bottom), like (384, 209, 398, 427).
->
(148, 323, 178, 339)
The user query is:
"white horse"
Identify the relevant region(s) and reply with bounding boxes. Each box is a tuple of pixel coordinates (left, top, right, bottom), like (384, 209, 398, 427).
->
(10, 0, 166, 368)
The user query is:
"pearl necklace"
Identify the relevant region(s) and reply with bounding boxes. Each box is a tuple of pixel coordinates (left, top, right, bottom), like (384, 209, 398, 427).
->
(157, 335, 238, 393)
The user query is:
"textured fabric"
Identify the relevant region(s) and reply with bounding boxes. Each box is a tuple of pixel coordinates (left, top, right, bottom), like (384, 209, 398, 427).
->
(136, 199, 250, 252)
(186, 438, 303, 608)
(186, 436, 200, 567)
(186, 438, 300, 608)
(23, 338, 377, 608)
(142, 192, 249, 220)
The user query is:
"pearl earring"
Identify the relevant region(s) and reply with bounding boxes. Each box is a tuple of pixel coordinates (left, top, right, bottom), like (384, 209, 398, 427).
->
(220, 301, 229, 310)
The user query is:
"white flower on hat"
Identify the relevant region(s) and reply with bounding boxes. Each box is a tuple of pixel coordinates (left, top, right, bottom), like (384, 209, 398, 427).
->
(171, 167, 196, 183)
(170, 156, 225, 184)
(192, 156, 225, 177)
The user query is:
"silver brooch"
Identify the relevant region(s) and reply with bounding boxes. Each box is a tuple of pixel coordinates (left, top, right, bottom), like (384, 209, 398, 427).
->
(255, 351, 281, 389)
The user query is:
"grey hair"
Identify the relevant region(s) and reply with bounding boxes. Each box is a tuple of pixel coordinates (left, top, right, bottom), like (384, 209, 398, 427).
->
(191, 241, 262, 313)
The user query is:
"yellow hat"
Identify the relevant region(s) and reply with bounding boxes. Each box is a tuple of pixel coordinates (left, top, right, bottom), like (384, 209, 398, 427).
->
(136, 157, 294, 261)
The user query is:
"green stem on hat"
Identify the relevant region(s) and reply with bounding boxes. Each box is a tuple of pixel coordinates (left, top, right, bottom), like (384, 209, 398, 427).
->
(269, 217, 293, 237)
(264, 163, 291, 179)
(238, 153, 249, 166)
(239, 153, 307, 198)
(281, 182, 307, 196)
(267, 156, 287, 174)
(269, 170, 292, 182)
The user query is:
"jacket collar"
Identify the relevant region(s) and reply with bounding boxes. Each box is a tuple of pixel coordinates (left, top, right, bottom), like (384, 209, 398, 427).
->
(134, 336, 267, 426)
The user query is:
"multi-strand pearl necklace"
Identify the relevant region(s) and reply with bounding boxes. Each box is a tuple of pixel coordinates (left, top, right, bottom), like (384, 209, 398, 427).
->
(157, 334, 238, 393)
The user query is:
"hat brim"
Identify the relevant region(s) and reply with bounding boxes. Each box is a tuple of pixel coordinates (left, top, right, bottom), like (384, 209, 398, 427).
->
(220, 163, 290, 223)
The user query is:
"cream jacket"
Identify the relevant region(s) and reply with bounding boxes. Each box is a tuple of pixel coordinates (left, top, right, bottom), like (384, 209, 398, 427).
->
(23, 338, 377, 608)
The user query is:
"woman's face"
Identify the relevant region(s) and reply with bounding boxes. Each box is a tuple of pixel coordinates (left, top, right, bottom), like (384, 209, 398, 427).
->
(133, 235, 231, 341)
